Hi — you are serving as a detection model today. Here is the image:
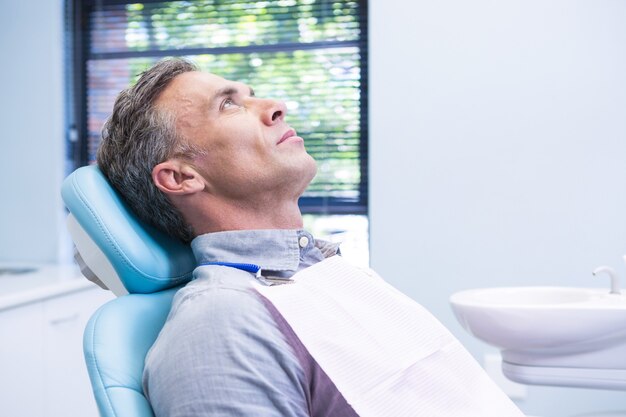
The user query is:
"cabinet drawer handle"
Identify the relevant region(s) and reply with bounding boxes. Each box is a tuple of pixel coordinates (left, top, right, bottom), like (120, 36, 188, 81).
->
(49, 313, 80, 325)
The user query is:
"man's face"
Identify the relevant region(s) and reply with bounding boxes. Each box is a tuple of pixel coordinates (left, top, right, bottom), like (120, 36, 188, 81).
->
(156, 71, 317, 201)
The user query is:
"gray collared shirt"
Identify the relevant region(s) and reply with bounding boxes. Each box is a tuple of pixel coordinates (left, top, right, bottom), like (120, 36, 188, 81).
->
(142, 229, 356, 417)
(190, 229, 340, 279)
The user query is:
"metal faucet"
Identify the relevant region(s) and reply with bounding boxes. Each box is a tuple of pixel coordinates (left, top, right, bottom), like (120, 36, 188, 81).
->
(592, 266, 621, 295)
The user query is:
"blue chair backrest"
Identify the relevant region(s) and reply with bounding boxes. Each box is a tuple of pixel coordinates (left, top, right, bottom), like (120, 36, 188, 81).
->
(62, 165, 195, 417)
(84, 289, 177, 417)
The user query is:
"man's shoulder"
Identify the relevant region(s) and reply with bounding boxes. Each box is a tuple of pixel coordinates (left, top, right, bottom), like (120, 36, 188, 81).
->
(143, 269, 310, 417)
(144, 265, 303, 382)
(170, 266, 267, 323)
(146, 266, 284, 369)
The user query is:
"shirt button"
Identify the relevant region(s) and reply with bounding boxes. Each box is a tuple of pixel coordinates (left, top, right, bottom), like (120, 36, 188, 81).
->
(298, 236, 309, 248)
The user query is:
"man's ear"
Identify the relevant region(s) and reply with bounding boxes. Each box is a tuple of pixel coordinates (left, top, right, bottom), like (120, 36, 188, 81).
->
(152, 160, 205, 195)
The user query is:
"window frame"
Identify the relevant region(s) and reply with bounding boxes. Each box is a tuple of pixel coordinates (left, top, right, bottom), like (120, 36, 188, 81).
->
(67, 0, 369, 216)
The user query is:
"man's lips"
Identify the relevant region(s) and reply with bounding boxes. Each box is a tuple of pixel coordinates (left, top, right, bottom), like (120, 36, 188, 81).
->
(277, 129, 298, 145)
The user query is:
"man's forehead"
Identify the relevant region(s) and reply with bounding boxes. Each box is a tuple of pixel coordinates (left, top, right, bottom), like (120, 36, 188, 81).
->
(177, 70, 228, 89)
(154, 71, 251, 129)
(159, 71, 247, 101)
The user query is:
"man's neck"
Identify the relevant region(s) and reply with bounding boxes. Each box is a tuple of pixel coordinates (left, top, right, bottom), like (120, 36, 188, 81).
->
(185, 195, 304, 236)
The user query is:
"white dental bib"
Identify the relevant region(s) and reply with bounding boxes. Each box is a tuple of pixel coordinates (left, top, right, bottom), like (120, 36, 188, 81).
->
(254, 256, 524, 417)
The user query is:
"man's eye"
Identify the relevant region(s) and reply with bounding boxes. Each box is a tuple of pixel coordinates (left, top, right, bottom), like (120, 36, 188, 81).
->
(222, 98, 238, 110)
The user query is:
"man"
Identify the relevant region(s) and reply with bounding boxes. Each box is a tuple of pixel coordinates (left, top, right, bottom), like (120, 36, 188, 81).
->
(97, 58, 524, 417)
(98, 58, 354, 416)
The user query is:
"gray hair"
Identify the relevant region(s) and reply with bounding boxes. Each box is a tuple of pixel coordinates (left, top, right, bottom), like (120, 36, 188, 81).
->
(97, 58, 199, 243)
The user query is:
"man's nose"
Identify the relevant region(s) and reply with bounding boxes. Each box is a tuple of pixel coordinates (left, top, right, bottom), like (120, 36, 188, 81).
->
(258, 98, 287, 126)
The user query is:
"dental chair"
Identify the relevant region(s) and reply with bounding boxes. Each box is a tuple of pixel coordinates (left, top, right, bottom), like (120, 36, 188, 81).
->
(61, 165, 196, 417)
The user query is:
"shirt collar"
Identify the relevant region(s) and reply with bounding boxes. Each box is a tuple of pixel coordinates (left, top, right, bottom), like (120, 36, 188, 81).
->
(191, 229, 339, 273)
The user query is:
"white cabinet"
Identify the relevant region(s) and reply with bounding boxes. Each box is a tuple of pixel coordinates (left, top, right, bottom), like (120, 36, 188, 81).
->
(0, 277, 114, 417)
(43, 288, 114, 417)
(0, 302, 45, 417)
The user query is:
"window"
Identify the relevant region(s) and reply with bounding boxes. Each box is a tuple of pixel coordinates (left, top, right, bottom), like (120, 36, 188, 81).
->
(67, 0, 369, 263)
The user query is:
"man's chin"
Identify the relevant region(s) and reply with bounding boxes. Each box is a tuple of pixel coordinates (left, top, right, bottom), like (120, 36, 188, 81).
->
(285, 156, 317, 196)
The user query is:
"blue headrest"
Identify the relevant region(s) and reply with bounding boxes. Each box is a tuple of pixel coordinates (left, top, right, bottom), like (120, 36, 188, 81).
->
(61, 165, 195, 294)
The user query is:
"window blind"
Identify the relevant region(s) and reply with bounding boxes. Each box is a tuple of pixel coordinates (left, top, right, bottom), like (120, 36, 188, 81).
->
(71, 0, 368, 214)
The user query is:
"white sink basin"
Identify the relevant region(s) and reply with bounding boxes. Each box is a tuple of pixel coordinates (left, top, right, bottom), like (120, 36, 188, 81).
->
(458, 286, 597, 305)
(450, 286, 626, 389)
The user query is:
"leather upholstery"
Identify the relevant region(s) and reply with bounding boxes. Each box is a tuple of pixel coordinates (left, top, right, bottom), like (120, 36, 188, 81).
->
(61, 165, 195, 294)
(84, 289, 178, 417)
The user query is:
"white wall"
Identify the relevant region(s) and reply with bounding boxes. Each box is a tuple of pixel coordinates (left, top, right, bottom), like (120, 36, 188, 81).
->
(370, 1, 626, 416)
(0, 0, 66, 263)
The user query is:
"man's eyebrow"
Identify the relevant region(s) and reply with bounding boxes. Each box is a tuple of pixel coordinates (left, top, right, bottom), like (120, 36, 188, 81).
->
(211, 85, 255, 104)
